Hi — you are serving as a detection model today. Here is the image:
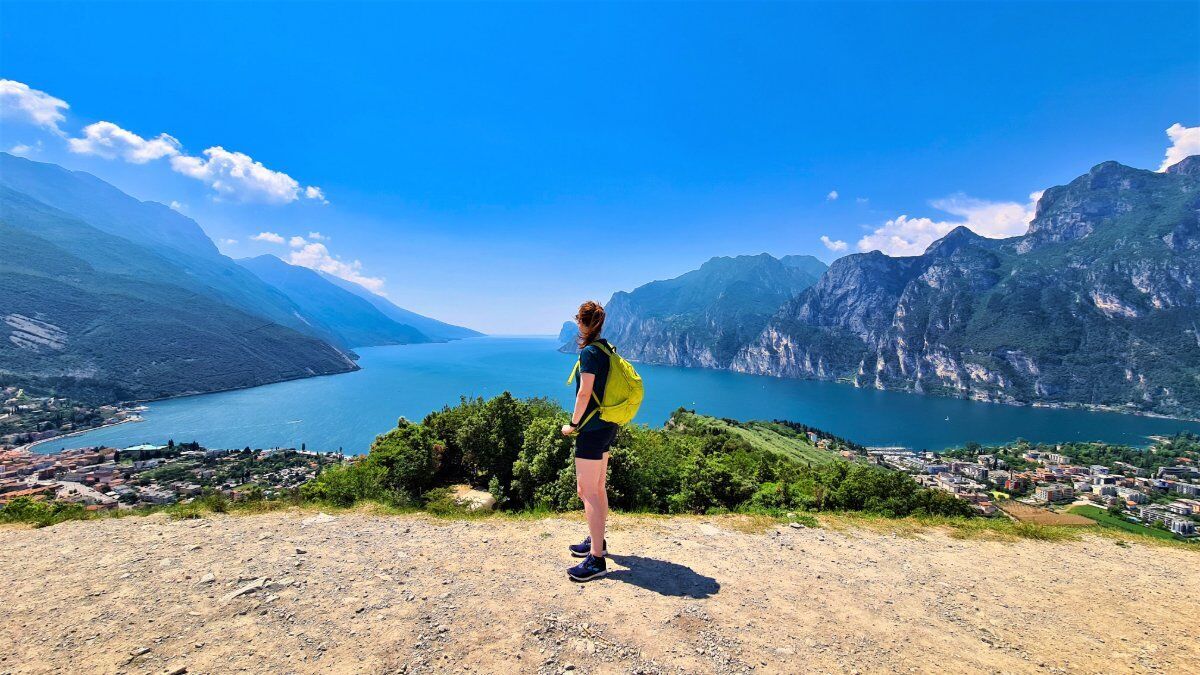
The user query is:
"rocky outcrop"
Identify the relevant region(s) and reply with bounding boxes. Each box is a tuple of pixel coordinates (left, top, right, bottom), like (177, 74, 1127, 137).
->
(733, 157, 1200, 418)
(563, 254, 826, 367)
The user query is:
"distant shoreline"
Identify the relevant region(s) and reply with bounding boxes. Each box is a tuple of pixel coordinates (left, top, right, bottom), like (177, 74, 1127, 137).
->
(23, 416, 142, 454)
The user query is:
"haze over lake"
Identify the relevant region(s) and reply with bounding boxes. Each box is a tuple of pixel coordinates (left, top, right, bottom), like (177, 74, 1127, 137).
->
(35, 337, 1200, 454)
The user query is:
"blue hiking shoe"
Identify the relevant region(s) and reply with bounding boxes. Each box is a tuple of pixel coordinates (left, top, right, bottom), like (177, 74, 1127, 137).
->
(567, 553, 607, 582)
(568, 535, 606, 558)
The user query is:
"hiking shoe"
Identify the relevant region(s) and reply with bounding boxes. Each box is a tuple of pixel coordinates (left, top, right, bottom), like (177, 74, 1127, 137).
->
(569, 536, 606, 558)
(567, 553, 607, 582)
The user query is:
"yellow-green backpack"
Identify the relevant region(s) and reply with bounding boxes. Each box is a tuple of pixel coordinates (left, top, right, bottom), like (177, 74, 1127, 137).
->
(566, 341, 644, 426)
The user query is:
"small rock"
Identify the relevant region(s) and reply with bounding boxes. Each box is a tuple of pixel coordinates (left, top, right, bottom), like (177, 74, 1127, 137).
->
(199, 573, 216, 584)
(222, 578, 266, 602)
(295, 547, 307, 554)
(301, 513, 337, 527)
(789, 522, 804, 529)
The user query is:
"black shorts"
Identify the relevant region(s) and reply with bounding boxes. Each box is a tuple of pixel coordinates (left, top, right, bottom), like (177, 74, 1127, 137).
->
(575, 425, 618, 460)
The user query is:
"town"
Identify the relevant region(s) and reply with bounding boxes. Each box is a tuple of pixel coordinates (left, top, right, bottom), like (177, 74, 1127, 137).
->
(0, 441, 343, 512)
(867, 434, 1200, 540)
(1, 385, 142, 450)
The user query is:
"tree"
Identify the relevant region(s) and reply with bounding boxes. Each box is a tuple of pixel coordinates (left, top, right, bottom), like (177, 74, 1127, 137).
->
(510, 416, 575, 509)
(368, 420, 437, 500)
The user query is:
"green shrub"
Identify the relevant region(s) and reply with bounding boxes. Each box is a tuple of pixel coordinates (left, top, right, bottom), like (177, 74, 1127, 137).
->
(298, 393, 975, 520)
(510, 416, 575, 509)
(0, 497, 91, 527)
(301, 461, 391, 507)
(200, 489, 230, 513)
(368, 419, 437, 500)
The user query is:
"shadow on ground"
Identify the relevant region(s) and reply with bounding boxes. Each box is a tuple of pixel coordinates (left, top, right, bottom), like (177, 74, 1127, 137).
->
(603, 554, 720, 598)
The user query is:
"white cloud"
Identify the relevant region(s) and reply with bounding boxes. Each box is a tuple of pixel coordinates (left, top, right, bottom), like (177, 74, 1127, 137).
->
(169, 200, 185, 211)
(307, 231, 328, 241)
(0, 80, 68, 134)
(219, 238, 238, 245)
(289, 235, 307, 248)
(68, 121, 181, 163)
(252, 231, 285, 244)
(287, 241, 385, 293)
(171, 147, 308, 204)
(856, 197, 869, 204)
(304, 186, 329, 204)
(857, 191, 1041, 257)
(820, 235, 848, 252)
(826, 190, 839, 201)
(9, 141, 41, 156)
(1158, 123, 1200, 172)
(1, 80, 325, 207)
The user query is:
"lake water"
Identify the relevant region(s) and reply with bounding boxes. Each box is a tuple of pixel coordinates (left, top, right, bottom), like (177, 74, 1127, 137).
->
(34, 337, 1200, 454)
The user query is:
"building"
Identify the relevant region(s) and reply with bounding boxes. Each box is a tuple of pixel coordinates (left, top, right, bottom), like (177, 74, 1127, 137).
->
(1034, 484, 1074, 503)
(1165, 501, 1193, 516)
(1005, 476, 1030, 493)
(1164, 516, 1196, 537)
(1117, 487, 1147, 504)
(1171, 482, 1200, 497)
(960, 464, 989, 482)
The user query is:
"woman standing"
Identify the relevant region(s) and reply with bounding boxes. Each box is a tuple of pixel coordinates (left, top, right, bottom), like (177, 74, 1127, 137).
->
(561, 300, 617, 582)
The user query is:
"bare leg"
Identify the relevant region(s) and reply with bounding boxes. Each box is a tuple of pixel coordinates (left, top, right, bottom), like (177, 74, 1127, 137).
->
(591, 452, 610, 555)
(575, 453, 609, 556)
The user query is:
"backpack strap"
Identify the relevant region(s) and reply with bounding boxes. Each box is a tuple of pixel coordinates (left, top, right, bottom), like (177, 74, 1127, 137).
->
(566, 342, 606, 415)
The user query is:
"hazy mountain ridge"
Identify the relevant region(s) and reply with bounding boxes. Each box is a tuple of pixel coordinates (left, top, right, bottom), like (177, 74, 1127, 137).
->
(563, 253, 827, 366)
(238, 255, 430, 348)
(317, 272, 483, 342)
(0, 154, 471, 403)
(0, 153, 352, 349)
(733, 157, 1200, 418)
(0, 192, 357, 402)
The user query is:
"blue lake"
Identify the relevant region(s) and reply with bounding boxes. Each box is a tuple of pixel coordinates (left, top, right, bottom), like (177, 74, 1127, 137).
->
(34, 337, 1200, 453)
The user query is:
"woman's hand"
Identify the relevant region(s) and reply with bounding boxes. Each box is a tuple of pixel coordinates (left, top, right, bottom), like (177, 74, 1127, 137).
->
(561, 424, 576, 437)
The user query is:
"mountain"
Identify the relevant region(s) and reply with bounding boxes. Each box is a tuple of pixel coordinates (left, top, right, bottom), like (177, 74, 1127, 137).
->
(0, 153, 350, 350)
(558, 320, 578, 346)
(733, 158, 1200, 418)
(0, 188, 356, 402)
(563, 254, 827, 366)
(238, 255, 430, 348)
(317, 272, 482, 341)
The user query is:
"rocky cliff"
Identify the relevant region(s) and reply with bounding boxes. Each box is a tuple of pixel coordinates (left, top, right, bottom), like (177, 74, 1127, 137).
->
(564, 254, 826, 366)
(733, 157, 1200, 418)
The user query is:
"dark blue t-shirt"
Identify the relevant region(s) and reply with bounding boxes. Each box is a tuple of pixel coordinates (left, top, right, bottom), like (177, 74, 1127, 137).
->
(576, 339, 617, 433)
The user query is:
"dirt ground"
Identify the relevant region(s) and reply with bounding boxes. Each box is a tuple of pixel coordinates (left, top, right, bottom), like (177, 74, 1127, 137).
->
(1, 510, 1196, 674)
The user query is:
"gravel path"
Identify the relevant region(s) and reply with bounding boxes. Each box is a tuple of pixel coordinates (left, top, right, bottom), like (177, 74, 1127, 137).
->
(1, 511, 1196, 674)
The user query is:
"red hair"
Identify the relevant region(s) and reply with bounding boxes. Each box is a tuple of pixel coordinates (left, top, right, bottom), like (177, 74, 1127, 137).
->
(575, 301, 605, 349)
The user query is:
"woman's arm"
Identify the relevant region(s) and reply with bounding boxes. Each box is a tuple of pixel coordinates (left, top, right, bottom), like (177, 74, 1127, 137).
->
(562, 372, 596, 436)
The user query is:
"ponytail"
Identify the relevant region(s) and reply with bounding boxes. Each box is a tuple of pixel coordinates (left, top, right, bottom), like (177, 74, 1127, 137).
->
(575, 301, 605, 349)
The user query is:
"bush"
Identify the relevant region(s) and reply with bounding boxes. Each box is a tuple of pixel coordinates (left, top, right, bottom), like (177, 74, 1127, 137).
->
(298, 392, 976, 520)
(510, 416, 576, 510)
(368, 420, 437, 500)
(0, 497, 91, 527)
(201, 489, 230, 513)
(301, 461, 392, 507)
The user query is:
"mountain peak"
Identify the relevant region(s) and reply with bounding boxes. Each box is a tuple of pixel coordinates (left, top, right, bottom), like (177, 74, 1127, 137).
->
(923, 225, 984, 257)
(1165, 154, 1200, 178)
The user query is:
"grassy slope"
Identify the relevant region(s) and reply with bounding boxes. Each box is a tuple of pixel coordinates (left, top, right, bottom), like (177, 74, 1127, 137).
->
(1068, 504, 1181, 542)
(677, 413, 839, 466)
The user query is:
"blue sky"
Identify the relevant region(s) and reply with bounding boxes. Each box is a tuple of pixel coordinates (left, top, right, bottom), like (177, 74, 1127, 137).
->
(1, 1, 1197, 334)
